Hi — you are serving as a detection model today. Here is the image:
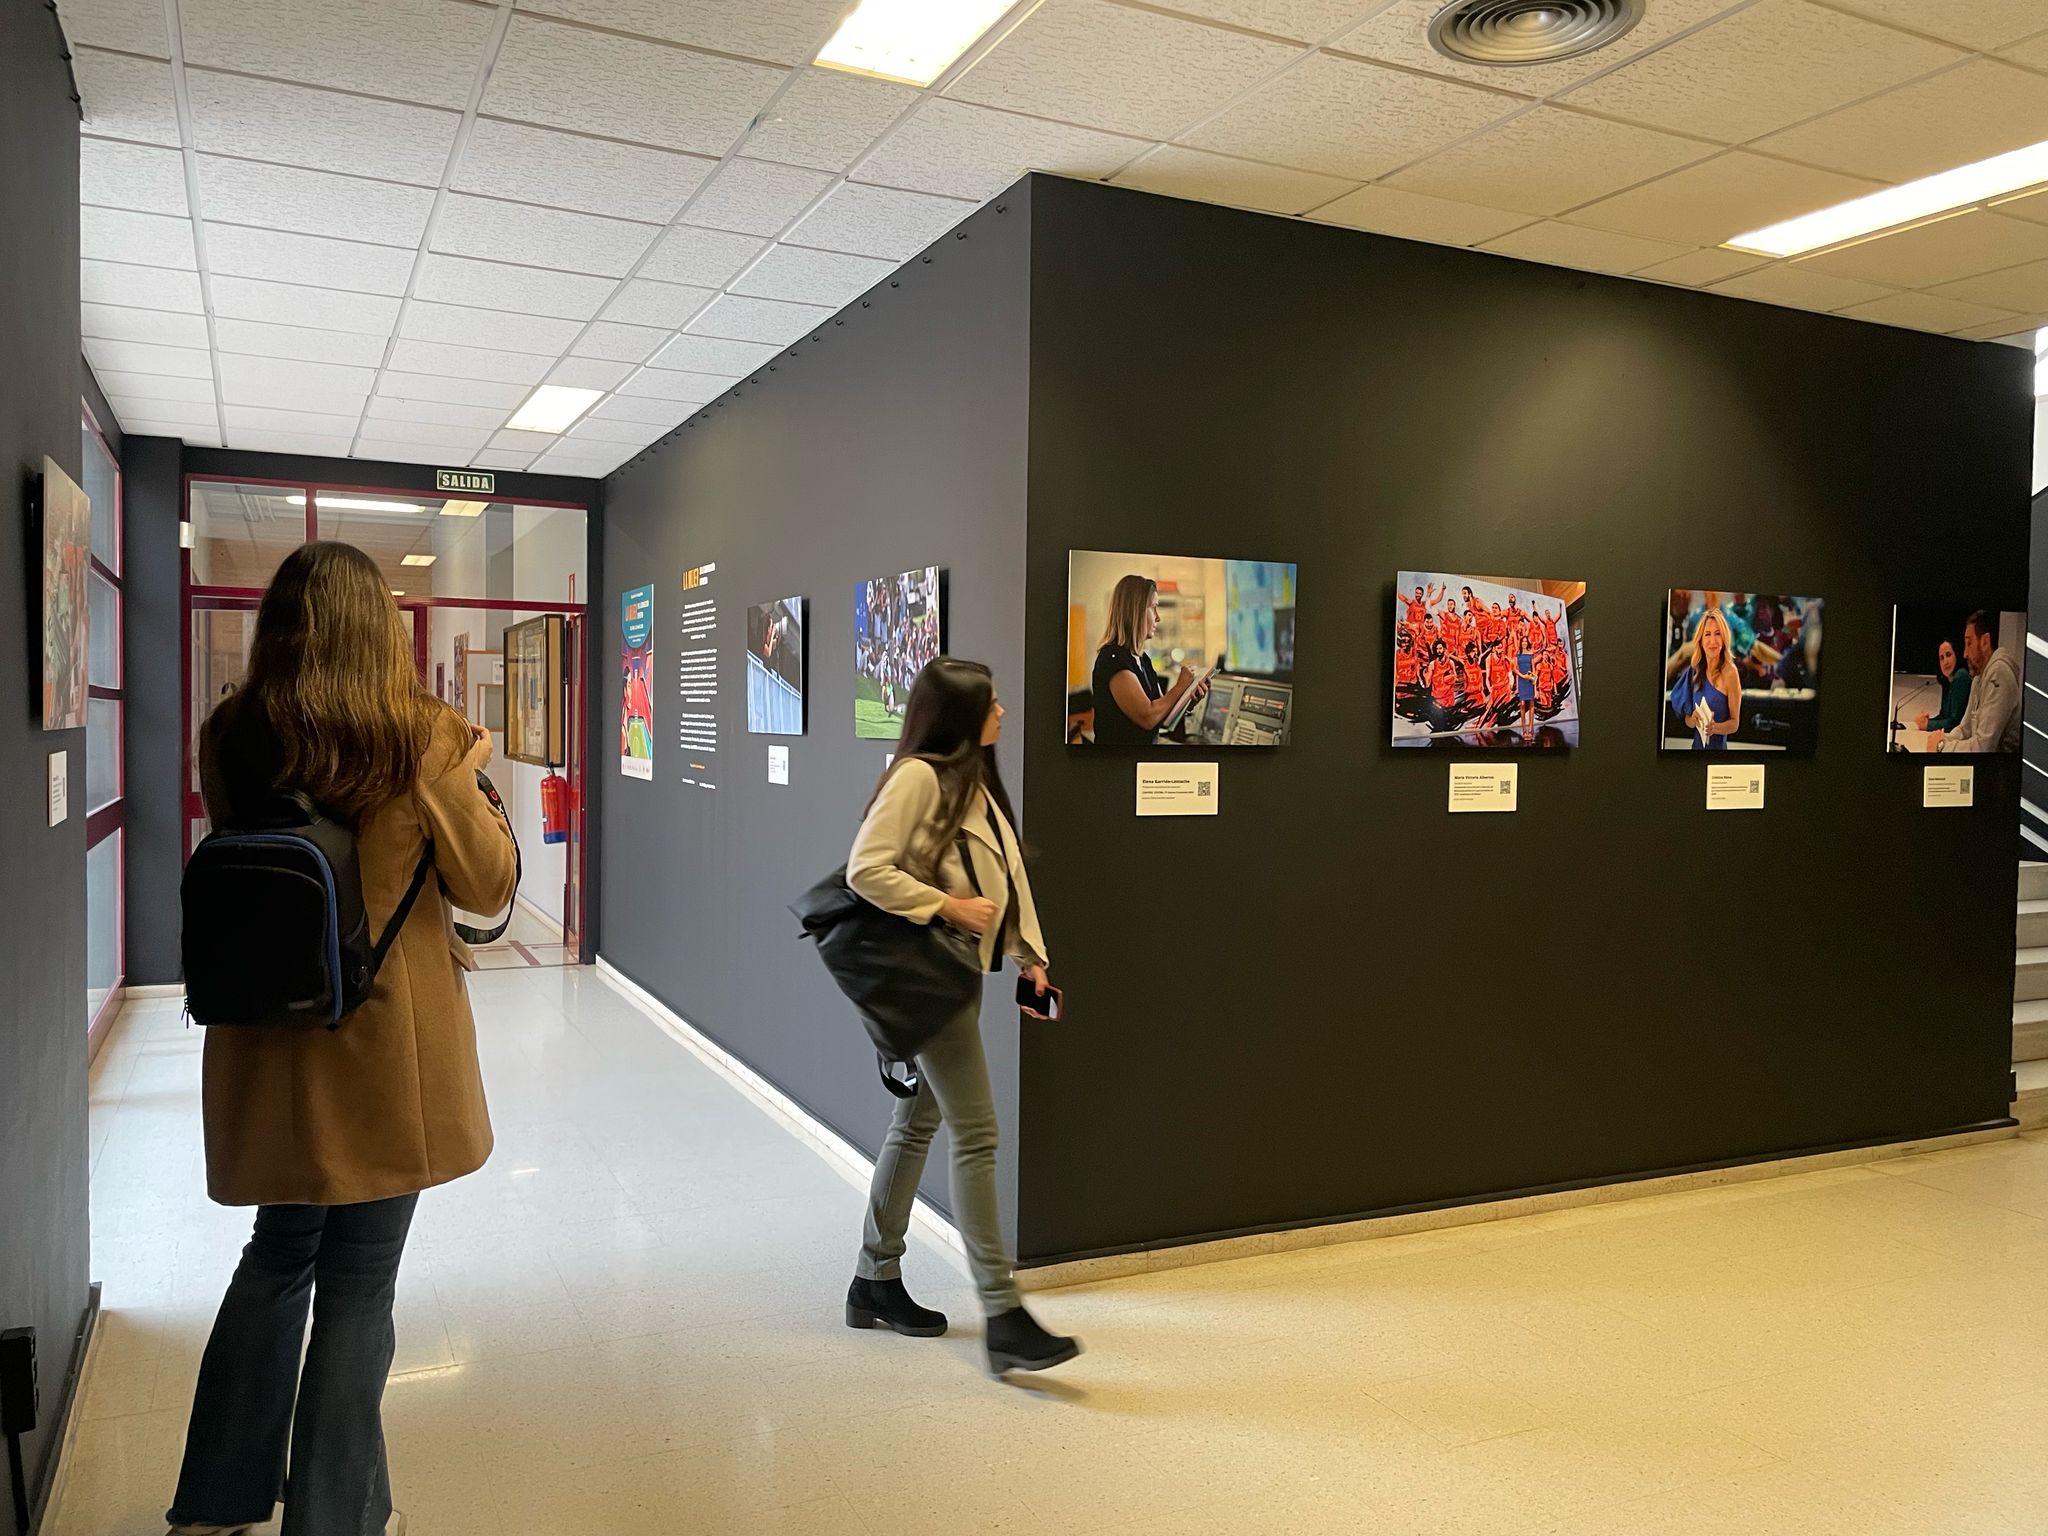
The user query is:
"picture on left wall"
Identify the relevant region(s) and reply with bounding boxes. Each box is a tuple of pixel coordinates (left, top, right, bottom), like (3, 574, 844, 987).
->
(854, 566, 943, 739)
(41, 456, 89, 731)
(620, 583, 654, 779)
(747, 596, 805, 735)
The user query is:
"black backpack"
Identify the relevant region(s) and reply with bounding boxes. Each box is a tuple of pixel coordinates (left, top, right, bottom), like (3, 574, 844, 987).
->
(182, 775, 520, 1030)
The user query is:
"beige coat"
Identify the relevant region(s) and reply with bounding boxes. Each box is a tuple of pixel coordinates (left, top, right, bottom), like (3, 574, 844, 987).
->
(847, 758, 1048, 972)
(199, 706, 519, 1207)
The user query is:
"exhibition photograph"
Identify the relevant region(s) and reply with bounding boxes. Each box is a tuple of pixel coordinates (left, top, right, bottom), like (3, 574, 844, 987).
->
(1392, 572, 1584, 749)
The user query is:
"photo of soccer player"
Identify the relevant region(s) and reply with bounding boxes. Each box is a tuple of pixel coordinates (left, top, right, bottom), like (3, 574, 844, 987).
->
(854, 566, 943, 739)
(1659, 590, 1823, 754)
(746, 595, 805, 735)
(1391, 572, 1584, 749)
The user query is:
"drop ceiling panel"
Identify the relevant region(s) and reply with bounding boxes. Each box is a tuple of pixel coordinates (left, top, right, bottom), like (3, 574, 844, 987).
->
(179, 0, 497, 110)
(746, 68, 920, 173)
(109, 397, 219, 428)
(949, 0, 1299, 141)
(1384, 108, 1716, 219)
(386, 338, 553, 385)
(456, 120, 715, 223)
(532, 447, 624, 475)
(565, 416, 663, 445)
(80, 139, 190, 216)
(1478, 221, 1689, 276)
(412, 254, 617, 321)
(1822, 0, 2048, 50)
(488, 428, 560, 454)
(222, 404, 366, 437)
(1184, 52, 1520, 182)
(218, 355, 376, 413)
(546, 357, 635, 389)
(1837, 291, 2018, 334)
(685, 295, 833, 346)
(570, 323, 669, 363)
(211, 275, 403, 334)
(81, 207, 197, 270)
(81, 259, 204, 312)
(1992, 190, 2048, 230)
(357, 418, 495, 449)
(205, 225, 418, 295)
(2006, 34, 2048, 70)
(789, 183, 977, 260)
(852, 99, 1148, 201)
(634, 227, 768, 288)
(618, 369, 730, 402)
(366, 396, 510, 430)
(1798, 212, 2048, 290)
(1335, 0, 1749, 98)
(1560, 0, 1962, 144)
(727, 245, 894, 306)
(186, 71, 460, 185)
(1112, 146, 1357, 216)
(59, 0, 171, 57)
(472, 450, 539, 471)
(591, 395, 694, 428)
(685, 159, 837, 238)
(516, 0, 848, 64)
(82, 303, 210, 349)
(434, 195, 659, 279)
(1632, 247, 1769, 287)
(96, 370, 218, 403)
(1753, 60, 2048, 185)
(647, 335, 781, 376)
(1565, 152, 1882, 248)
(85, 338, 214, 379)
(1308, 183, 1532, 246)
(400, 302, 583, 355)
(229, 430, 357, 455)
(196, 158, 436, 248)
(1951, 314, 2048, 343)
(131, 420, 225, 444)
(1927, 259, 2048, 314)
(376, 371, 530, 407)
(1709, 264, 1898, 312)
(602, 279, 718, 328)
(74, 50, 181, 147)
(483, 13, 785, 156)
(357, 435, 490, 462)
(1156, 0, 1389, 42)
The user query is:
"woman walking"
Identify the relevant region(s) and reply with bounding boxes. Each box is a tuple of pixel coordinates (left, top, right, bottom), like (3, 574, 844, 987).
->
(167, 542, 517, 1536)
(844, 657, 1079, 1375)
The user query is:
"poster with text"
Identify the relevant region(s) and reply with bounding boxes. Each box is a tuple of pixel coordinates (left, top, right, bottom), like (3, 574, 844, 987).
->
(747, 595, 805, 734)
(1887, 604, 2022, 755)
(1660, 590, 1823, 754)
(854, 566, 943, 739)
(1393, 572, 1584, 749)
(620, 584, 653, 779)
(679, 563, 718, 789)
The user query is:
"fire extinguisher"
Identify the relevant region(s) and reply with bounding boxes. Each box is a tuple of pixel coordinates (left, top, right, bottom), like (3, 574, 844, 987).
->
(539, 769, 569, 845)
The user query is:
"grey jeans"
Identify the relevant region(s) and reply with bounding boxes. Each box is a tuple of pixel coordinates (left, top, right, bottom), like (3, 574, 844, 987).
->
(859, 999, 1021, 1315)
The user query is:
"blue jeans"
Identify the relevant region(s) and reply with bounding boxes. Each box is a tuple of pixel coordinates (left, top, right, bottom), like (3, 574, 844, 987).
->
(168, 1195, 418, 1536)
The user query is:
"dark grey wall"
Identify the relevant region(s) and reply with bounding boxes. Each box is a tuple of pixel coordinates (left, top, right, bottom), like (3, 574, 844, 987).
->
(0, 0, 91, 1508)
(119, 445, 603, 983)
(1016, 178, 2032, 1265)
(598, 194, 1032, 1226)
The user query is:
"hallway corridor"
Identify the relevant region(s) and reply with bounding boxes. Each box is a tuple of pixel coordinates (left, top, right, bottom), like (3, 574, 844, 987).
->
(61, 971, 2048, 1536)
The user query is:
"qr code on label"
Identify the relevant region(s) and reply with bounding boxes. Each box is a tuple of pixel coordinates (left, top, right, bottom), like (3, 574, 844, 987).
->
(1197, 781, 1213, 797)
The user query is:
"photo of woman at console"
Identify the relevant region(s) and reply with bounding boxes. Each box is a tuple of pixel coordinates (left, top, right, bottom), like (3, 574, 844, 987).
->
(1091, 574, 1209, 747)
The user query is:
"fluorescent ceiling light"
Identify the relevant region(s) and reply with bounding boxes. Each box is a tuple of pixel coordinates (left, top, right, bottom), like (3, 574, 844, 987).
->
(390, 588, 404, 596)
(400, 553, 436, 567)
(507, 385, 603, 434)
(439, 499, 488, 517)
(1725, 136, 2048, 257)
(815, 0, 1012, 87)
(287, 494, 424, 513)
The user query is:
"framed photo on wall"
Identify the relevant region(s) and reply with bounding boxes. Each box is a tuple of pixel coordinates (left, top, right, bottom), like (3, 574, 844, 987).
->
(1659, 590, 1822, 754)
(503, 613, 567, 766)
(40, 456, 90, 731)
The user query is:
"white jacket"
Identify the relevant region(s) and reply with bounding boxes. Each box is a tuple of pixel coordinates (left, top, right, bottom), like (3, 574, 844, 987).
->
(847, 758, 1048, 973)
(1939, 647, 2021, 755)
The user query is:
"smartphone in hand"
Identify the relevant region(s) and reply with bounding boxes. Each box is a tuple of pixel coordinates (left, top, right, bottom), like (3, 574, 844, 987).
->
(1017, 976, 1062, 1020)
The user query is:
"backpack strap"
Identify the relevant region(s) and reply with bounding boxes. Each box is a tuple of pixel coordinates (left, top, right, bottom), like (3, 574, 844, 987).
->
(368, 844, 436, 979)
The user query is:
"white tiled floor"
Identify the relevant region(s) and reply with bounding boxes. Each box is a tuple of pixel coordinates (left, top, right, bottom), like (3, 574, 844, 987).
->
(64, 972, 2048, 1535)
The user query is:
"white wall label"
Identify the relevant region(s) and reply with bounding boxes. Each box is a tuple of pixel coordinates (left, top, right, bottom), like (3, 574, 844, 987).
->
(767, 745, 789, 785)
(1448, 763, 1517, 813)
(1707, 764, 1765, 810)
(1136, 762, 1219, 816)
(47, 751, 67, 827)
(1923, 764, 1974, 808)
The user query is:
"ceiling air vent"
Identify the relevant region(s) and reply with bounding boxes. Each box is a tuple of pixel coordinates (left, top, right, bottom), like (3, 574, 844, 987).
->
(1427, 0, 1645, 65)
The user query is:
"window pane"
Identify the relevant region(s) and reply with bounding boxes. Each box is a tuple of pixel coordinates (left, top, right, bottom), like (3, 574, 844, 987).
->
(80, 423, 119, 573)
(89, 568, 120, 688)
(87, 830, 121, 1025)
(316, 495, 586, 602)
(190, 481, 307, 588)
(189, 608, 257, 792)
(87, 697, 121, 812)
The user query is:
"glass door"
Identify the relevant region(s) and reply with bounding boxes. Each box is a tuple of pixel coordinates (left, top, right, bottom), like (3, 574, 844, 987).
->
(186, 597, 259, 851)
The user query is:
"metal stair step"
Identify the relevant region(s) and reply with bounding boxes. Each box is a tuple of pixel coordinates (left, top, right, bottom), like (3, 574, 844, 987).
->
(2021, 863, 2048, 902)
(2016, 947, 2048, 1002)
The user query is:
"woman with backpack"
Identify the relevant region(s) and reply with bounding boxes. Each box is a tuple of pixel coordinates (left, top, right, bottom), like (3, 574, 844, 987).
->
(843, 656, 1080, 1376)
(167, 541, 517, 1536)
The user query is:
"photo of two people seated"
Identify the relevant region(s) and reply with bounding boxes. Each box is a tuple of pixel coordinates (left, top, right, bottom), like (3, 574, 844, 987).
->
(1887, 604, 2024, 755)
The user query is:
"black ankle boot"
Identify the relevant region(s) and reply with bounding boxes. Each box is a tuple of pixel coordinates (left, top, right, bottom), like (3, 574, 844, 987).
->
(846, 1276, 948, 1337)
(984, 1305, 1081, 1375)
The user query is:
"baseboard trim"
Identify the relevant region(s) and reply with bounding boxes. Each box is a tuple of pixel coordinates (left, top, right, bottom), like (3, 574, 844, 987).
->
(122, 983, 184, 999)
(592, 958, 969, 1277)
(33, 1282, 101, 1536)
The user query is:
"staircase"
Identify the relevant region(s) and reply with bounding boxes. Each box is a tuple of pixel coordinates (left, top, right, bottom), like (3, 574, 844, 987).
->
(2017, 865, 2048, 1127)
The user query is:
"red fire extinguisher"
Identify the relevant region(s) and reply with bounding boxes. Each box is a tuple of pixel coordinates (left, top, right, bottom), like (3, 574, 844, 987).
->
(540, 769, 569, 845)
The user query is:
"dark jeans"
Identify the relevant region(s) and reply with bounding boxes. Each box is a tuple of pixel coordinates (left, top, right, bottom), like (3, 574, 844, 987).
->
(168, 1195, 418, 1536)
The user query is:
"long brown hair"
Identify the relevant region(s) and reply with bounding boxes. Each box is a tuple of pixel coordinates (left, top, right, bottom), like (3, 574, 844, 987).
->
(1689, 606, 1737, 692)
(1100, 574, 1156, 652)
(233, 541, 448, 819)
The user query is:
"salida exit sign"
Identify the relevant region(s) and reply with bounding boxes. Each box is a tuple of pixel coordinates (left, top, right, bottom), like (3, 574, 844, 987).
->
(436, 469, 494, 494)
